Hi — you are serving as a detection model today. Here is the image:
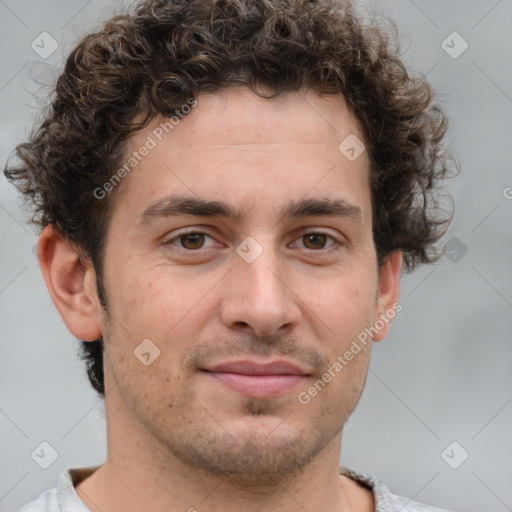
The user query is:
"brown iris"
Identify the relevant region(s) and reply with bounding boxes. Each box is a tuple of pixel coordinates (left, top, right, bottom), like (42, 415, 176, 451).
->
(302, 233, 328, 249)
(180, 233, 206, 249)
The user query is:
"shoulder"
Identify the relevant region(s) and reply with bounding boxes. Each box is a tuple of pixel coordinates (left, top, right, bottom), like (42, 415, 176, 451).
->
(15, 466, 97, 512)
(340, 466, 454, 512)
(390, 494, 454, 512)
(16, 487, 59, 512)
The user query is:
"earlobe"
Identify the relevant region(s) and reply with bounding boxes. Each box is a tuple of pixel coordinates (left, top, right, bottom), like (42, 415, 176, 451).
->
(37, 225, 103, 342)
(372, 251, 403, 342)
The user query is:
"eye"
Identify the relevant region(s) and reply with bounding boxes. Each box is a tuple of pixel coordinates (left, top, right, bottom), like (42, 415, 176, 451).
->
(166, 232, 216, 250)
(292, 232, 338, 250)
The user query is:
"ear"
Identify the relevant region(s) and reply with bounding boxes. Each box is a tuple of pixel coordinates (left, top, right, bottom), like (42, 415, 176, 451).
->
(372, 251, 402, 342)
(37, 225, 103, 341)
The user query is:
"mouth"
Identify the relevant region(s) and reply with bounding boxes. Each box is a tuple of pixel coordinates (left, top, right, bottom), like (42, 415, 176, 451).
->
(201, 360, 310, 399)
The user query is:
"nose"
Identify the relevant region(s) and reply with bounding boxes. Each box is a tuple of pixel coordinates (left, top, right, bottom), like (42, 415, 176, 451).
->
(219, 247, 302, 337)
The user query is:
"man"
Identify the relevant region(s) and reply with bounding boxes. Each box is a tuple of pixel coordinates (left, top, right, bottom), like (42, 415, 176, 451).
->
(5, 0, 455, 510)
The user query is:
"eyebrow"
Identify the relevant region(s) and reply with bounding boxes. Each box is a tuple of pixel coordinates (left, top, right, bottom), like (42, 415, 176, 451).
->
(138, 196, 243, 227)
(284, 198, 363, 222)
(137, 195, 364, 227)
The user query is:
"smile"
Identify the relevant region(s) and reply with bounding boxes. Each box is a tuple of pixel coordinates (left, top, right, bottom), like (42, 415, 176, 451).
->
(201, 360, 310, 399)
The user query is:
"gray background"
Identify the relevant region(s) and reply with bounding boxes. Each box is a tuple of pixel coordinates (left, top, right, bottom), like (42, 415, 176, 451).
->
(1, 1, 511, 511)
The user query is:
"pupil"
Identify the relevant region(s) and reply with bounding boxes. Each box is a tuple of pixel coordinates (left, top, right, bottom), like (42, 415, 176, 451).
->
(182, 233, 204, 249)
(304, 233, 326, 249)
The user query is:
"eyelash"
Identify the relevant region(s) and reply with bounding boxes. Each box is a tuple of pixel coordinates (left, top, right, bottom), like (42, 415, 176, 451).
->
(164, 229, 218, 250)
(293, 230, 345, 253)
(164, 228, 345, 253)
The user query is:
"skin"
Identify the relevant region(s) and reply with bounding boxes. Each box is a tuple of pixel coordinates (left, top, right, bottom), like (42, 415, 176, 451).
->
(38, 87, 402, 512)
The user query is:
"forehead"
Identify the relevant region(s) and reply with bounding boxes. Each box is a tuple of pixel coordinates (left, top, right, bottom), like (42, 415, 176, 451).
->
(112, 87, 371, 223)
(147, 87, 364, 147)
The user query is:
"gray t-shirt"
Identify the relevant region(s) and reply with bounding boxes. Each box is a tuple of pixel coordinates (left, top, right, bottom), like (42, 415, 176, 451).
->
(17, 466, 452, 512)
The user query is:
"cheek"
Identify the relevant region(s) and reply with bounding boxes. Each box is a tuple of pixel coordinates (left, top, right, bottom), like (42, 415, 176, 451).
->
(311, 275, 376, 329)
(112, 269, 218, 354)
(108, 268, 174, 324)
(302, 273, 377, 378)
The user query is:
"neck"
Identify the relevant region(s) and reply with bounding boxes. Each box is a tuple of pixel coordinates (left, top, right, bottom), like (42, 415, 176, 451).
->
(76, 418, 359, 512)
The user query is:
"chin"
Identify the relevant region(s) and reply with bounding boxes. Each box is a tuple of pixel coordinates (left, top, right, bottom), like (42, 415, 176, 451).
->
(165, 415, 328, 484)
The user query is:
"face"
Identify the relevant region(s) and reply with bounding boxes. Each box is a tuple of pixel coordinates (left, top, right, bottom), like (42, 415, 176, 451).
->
(94, 87, 399, 483)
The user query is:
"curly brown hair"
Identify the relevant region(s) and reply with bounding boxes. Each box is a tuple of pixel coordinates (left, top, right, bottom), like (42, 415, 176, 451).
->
(4, 0, 454, 397)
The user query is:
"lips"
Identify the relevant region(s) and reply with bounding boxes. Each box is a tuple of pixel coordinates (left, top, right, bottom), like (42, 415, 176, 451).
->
(202, 360, 309, 399)
(205, 360, 307, 375)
